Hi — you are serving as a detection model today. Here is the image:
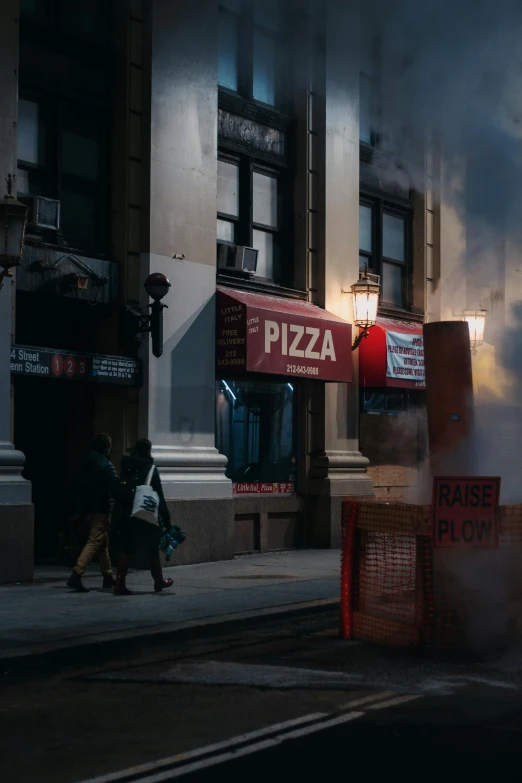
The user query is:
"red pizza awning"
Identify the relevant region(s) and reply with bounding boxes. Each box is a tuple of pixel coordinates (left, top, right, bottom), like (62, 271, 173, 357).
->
(359, 317, 425, 389)
(216, 287, 353, 382)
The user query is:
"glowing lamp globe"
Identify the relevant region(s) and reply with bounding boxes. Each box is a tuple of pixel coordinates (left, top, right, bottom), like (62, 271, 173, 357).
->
(351, 270, 380, 330)
(463, 309, 486, 352)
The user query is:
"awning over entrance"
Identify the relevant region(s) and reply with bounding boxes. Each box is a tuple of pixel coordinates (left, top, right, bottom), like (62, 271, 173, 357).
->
(359, 318, 425, 389)
(216, 287, 353, 382)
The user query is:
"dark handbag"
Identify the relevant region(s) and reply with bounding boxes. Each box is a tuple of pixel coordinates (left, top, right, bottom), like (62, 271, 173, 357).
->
(159, 525, 186, 562)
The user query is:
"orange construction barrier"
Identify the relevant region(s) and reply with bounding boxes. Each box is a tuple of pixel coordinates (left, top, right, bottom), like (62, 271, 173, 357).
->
(340, 498, 522, 650)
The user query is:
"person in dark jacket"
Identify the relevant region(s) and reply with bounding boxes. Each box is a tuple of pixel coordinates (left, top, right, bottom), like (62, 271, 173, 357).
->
(66, 433, 120, 593)
(114, 438, 173, 595)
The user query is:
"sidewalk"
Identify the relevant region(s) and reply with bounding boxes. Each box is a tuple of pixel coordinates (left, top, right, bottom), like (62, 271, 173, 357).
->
(0, 550, 340, 664)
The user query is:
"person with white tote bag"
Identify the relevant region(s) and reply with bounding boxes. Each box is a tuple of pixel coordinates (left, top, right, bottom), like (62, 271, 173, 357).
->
(114, 439, 174, 595)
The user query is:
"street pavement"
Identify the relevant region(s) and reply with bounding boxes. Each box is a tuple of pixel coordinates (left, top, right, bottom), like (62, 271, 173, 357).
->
(4, 549, 522, 782)
(3, 605, 522, 783)
(0, 550, 339, 662)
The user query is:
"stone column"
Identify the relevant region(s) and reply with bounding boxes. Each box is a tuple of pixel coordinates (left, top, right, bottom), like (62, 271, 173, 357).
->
(0, 0, 33, 582)
(138, 0, 233, 564)
(308, 0, 373, 547)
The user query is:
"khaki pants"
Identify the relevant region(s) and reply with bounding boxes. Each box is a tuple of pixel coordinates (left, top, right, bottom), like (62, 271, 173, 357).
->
(74, 514, 113, 577)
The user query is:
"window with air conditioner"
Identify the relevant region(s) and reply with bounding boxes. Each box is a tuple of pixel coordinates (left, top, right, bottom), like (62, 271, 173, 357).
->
(217, 153, 288, 284)
(17, 1, 113, 254)
(217, 2, 293, 288)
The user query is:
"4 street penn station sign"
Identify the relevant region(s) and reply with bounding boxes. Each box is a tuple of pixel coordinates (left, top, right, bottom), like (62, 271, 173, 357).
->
(216, 286, 353, 383)
(10, 345, 142, 386)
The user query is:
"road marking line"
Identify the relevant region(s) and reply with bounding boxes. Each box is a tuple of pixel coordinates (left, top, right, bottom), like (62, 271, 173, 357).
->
(76, 713, 329, 783)
(77, 691, 422, 783)
(335, 691, 395, 711)
(367, 694, 421, 710)
(129, 712, 366, 782)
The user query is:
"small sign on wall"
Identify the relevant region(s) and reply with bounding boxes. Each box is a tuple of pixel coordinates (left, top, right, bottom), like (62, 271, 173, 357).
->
(233, 483, 295, 495)
(10, 345, 142, 386)
(386, 330, 425, 386)
(432, 476, 501, 548)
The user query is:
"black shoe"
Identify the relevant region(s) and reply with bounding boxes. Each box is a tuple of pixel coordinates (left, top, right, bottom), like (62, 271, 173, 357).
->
(66, 571, 90, 593)
(102, 574, 116, 589)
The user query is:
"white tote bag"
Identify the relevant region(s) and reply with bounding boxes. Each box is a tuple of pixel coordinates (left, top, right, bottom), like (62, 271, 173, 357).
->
(131, 465, 160, 526)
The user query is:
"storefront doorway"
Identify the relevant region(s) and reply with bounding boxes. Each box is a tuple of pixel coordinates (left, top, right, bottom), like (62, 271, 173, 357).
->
(216, 378, 297, 490)
(14, 376, 95, 563)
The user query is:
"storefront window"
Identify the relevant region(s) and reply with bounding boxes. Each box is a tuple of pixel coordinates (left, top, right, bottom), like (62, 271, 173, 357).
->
(362, 389, 409, 415)
(361, 389, 429, 416)
(216, 379, 296, 492)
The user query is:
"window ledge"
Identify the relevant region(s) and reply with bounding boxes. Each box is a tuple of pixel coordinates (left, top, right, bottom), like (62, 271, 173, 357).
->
(216, 272, 308, 301)
(24, 236, 112, 263)
(218, 89, 294, 133)
(378, 304, 425, 324)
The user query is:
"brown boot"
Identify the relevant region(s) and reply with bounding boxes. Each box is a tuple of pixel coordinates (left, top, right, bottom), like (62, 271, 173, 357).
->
(114, 554, 132, 595)
(150, 557, 174, 593)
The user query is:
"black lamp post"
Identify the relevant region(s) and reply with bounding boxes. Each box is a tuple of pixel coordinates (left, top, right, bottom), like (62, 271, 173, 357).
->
(0, 175, 28, 289)
(127, 273, 171, 358)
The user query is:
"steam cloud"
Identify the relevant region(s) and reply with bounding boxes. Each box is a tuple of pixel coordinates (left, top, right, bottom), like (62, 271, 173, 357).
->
(367, 0, 522, 245)
(360, 0, 522, 500)
(358, 1, 522, 651)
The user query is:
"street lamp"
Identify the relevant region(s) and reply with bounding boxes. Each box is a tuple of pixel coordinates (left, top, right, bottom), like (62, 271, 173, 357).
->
(145, 272, 171, 303)
(0, 175, 28, 289)
(343, 265, 381, 351)
(127, 273, 171, 358)
(463, 309, 486, 354)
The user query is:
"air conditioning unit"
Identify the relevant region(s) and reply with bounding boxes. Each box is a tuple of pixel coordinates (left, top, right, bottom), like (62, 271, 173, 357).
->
(21, 196, 61, 231)
(217, 243, 258, 274)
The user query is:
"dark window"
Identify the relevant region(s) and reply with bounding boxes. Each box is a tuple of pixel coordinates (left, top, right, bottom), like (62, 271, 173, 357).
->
(218, 2, 240, 92)
(217, 158, 240, 243)
(361, 389, 409, 415)
(361, 388, 425, 415)
(217, 2, 293, 287)
(17, 95, 109, 253)
(218, 152, 290, 284)
(16, 98, 44, 197)
(359, 198, 411, 310)
(20, 0, 110, 45)
(18, 1, 113, 254)
(216, 379, 297, 487)
(20, 0, 52, 23)
(359, 25, 380, 146)
(218, 0, 287, 110)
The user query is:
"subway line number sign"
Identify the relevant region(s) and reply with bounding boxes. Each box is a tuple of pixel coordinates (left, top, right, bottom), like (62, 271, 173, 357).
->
(432, 476, 500, 549)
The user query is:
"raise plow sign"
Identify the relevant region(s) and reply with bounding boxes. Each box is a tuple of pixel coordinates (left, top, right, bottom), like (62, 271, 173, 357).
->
(432, 476, 501, 548)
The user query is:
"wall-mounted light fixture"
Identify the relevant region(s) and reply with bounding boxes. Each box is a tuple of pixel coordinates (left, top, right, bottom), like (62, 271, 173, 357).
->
(0, 175, 28, 289)
(66, 273, 90, 290)
(342, 264, 381, 351)
(463, 309, 487, 354)
(127, 273, 171, 358)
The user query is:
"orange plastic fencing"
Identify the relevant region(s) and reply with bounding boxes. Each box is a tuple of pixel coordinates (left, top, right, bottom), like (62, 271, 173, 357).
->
(340, 498, 522, 649)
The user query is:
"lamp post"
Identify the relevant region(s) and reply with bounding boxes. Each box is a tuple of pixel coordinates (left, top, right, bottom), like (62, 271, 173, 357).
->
(344, 265, 381, 351)
(0, 175, 28, 289)
(463, 309, 486, 355)
(127, 273, 171, 358)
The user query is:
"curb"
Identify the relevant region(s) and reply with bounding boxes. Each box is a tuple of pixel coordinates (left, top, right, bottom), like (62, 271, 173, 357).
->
(0, 597, 339, 676)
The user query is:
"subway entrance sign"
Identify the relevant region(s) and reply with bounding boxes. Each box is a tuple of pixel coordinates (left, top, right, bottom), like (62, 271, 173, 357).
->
(432, 476, 500, 548)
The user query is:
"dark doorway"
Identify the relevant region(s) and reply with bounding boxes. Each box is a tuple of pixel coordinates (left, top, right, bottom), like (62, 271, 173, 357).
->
(14, 376, 95, 563)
